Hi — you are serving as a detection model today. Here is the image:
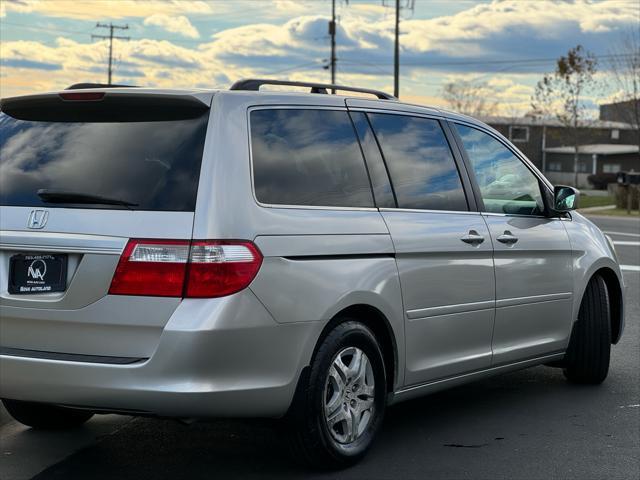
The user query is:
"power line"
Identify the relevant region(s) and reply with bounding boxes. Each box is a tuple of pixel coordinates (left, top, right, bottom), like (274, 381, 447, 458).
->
(263, 61, 322, 76)
(6, 18, 633, 67)
(401, 53, 635, 67)
(340, 53, 635, 68)
(4, 20, 634, 84)
(92, 23, 130, 85)
(338, 58, 390, 74)
(0, 21, 95, 37)
(7, 18, 637, 67)
(1, 20, 205, 47)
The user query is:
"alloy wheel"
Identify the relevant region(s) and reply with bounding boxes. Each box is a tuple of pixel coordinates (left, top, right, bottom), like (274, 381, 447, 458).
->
(323, 346, 376, 444)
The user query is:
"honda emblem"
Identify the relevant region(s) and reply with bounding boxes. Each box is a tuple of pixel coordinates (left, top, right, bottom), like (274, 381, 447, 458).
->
(27, 210, 49, 229)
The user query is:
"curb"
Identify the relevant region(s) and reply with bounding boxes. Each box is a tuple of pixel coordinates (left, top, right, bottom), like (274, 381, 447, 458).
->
(578, 205, 616, 212)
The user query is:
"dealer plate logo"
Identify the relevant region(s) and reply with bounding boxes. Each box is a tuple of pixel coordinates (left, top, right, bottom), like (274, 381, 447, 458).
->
(27, 259, 47, 281)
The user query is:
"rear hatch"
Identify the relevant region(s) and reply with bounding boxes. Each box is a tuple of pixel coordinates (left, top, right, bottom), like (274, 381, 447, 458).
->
(0, 89, 212, 360)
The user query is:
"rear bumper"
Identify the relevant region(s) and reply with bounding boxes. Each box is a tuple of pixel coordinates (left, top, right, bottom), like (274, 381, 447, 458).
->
(0, 291, 322, 418)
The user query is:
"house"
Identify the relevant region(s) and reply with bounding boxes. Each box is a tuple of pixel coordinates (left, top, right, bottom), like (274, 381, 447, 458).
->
(543, 144, 639, 187)
(483, 114, 639, 188)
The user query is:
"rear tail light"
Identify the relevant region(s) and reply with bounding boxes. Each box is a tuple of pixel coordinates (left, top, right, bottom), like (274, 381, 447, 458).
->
(108, 239, 263, 298)
(108, 240, 190, 297)
(185, 241, 263, 298)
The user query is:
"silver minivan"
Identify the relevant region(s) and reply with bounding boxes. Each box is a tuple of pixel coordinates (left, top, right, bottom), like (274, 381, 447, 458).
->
(0, 80, 625, 468)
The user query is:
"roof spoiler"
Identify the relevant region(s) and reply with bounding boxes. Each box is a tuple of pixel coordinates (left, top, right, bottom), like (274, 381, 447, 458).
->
(65, 83, 138, 90)
(0, 92, 209, 122)
(230, 79, 396, 100)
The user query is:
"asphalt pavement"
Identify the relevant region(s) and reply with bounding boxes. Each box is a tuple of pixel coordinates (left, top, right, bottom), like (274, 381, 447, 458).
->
(1, 214, 638, 480)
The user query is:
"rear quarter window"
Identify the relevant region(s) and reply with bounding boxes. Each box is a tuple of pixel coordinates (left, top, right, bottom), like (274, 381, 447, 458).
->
(250, 109, 374, 208)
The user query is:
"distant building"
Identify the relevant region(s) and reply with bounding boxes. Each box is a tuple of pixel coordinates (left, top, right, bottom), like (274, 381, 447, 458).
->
(543, 144, 639, 187)
(483, 115, 639, 188)
(599, 99, 640, 124)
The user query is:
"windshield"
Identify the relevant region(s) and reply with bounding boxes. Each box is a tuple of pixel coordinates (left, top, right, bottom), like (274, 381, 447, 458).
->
(0, 111, 209, 211)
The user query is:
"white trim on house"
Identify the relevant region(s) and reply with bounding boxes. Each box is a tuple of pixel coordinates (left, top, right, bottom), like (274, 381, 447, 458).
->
(543, 144, 639, 155)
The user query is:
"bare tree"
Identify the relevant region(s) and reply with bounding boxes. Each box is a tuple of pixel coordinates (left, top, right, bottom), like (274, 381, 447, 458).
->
(533, 45, 599, 187)
(441, 80, 498, 118)
(607, 29, 640, 150)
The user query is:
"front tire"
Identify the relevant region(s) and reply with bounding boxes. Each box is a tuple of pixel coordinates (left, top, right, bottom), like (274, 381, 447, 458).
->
(2, 399, 94, 429)
(287, 320, 387, 469)
(563, 275, 611, 384)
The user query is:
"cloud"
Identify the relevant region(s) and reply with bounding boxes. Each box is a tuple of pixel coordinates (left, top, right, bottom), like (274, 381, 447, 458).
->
(129, 39, 202, 68)
(0, 0, 214, 20)
(272, 0, 313, 15)
(399, 0, 638, 57)
(111, 68, 145, 78)
(144, 14, 200, 39)
(0, 36, 230, 96)
(1, 58, 61, 70)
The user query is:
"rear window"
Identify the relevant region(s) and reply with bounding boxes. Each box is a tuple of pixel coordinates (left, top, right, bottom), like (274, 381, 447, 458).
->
(0, 111, 209, 211)
(250, 109, 374, 208)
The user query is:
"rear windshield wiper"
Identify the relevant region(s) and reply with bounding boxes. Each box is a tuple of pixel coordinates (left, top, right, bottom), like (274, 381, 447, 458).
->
(37, 189, 138, 209)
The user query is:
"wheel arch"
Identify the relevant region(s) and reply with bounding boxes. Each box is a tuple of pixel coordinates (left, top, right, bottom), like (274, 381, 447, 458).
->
(591, 267, 624, 344)
(312, 304, 399, 394)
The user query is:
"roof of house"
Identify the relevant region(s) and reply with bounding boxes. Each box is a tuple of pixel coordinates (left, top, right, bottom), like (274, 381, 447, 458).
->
(543, 144, 640, 155)
(482, 115, 635, 130)
(600, 99, 639, 109)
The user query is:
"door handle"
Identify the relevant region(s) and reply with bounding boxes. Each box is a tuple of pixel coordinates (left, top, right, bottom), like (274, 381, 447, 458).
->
(460, 230, 485, 246)
(497, 230, 518, 245)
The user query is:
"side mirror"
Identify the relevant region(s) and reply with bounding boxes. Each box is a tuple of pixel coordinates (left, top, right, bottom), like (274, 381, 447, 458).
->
(553, 185, 579, 212)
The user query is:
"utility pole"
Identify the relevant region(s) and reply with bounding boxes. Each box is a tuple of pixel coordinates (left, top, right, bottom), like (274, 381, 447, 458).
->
(393, 0, 400, 98)
(384, 0, 414, 98)
(92, 23, 129, 85)
(329, 0, 337, 92)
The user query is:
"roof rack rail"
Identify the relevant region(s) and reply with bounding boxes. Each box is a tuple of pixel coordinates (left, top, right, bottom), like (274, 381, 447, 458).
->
(65, 83, 137, 90)
(229, 79, 396, 100)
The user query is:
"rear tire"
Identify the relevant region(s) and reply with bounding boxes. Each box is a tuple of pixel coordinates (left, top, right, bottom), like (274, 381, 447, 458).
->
(286, 320, 387, 469)
(563, 275, 611, 384)
(2, 399, 94, 429)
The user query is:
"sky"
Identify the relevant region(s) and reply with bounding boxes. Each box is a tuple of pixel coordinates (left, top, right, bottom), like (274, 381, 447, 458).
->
(0, 0, 638, 115)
